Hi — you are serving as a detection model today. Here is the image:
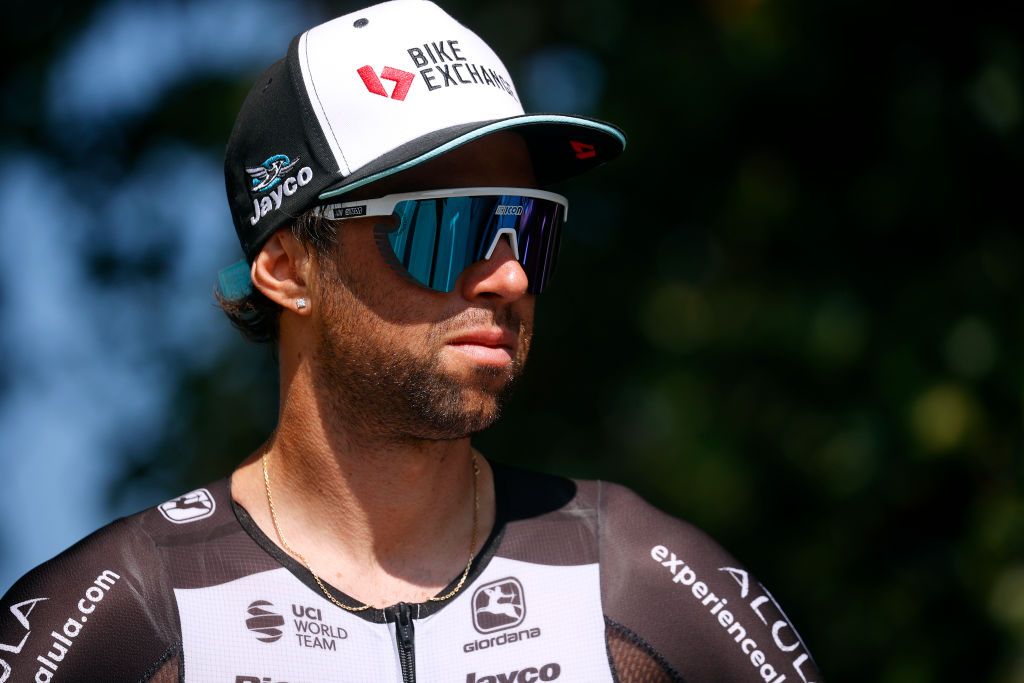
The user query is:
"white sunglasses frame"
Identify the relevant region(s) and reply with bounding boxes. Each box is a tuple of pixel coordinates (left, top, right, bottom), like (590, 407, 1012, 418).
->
(316, 187, 569, 262)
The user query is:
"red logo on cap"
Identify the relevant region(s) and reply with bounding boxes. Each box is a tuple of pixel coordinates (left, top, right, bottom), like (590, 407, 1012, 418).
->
(357, 65, 415, 101)
(571, 140, 597, 160)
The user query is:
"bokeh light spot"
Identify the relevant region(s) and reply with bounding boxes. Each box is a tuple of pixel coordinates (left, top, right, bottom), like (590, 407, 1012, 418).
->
(818, 424, 878, 496)
(991, 566, 1024, 632)
(970, 61, 1022, 135)
(523, 46, 605, 114)
(909, 384, 975, 455)
(639, 284, 715, 352)
(944, 316, 998, 379)
(809, 295, 868, 367)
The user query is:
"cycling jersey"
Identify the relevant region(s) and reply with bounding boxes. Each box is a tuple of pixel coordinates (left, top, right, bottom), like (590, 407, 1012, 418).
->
(0, 462, 820, 683)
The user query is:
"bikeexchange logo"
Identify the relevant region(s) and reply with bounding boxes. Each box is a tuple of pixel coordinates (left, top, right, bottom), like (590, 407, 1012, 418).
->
(356, 40, 517, 102)
(246, 154, 313, 227)
(464, 577, 540, 653)
(357, 65, 415, 101)
(158, 488, 215, 524)
(245, 600, 347, 652)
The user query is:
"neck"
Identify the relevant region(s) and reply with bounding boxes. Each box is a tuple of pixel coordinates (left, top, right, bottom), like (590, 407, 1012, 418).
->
(232, 349, 496, 608)
(268, 414, 481, 555)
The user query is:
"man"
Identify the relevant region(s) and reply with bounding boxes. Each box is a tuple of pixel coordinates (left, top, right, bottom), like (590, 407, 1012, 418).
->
(1, 2, 820, 682)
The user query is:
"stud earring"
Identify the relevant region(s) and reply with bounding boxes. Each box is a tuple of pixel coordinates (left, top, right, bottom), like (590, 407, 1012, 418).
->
(295, 298, 308, 310)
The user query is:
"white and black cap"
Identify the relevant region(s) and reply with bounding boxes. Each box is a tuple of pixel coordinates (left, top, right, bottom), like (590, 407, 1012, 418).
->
(225, 0, 626, 262)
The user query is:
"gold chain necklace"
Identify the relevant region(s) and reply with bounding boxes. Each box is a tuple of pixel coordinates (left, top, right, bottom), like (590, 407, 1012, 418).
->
(262, 451, 479, 612)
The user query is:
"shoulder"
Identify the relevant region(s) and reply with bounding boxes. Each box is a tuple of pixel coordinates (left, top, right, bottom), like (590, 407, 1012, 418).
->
(0, 481, 231, 682)
(596, 480, 737, 572)
(595, 481, 822, 683)
(488, 462, 595, 564)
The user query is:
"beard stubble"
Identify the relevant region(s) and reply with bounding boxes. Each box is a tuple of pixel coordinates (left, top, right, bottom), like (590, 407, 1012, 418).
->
(312, 263, 531, 444)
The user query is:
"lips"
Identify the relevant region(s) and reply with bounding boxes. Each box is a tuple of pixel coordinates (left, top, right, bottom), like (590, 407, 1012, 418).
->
(446, 328, 516, 365)
(447, 328, 515, 348)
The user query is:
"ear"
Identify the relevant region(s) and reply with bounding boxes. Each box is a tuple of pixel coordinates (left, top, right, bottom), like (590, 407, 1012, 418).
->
(250, 230, 313, 315)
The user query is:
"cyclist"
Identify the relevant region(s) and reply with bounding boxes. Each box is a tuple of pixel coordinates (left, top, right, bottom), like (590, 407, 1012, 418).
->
(1, 3, 820, 681)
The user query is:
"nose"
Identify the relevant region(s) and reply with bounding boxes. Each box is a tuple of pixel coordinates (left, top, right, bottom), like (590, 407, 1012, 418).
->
(459, 234, 530, 301)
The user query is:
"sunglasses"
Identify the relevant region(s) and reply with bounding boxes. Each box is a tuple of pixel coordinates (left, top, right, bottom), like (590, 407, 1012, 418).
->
(317, 187, 569, 294)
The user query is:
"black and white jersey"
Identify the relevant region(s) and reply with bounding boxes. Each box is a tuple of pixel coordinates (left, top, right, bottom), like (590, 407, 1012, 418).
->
(0, 463, 820, 682)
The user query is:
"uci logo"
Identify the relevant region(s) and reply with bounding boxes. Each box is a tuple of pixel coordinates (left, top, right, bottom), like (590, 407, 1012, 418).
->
(471, 577, 525, 634)
(245, 600, 285, 643)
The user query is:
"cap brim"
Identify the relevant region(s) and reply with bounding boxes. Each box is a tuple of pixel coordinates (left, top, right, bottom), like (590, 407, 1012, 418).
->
(317, 114, 626, 200)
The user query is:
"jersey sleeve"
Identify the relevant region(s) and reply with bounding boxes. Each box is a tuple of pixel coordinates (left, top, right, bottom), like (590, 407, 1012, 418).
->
(598, 482, 821, 683)
(0, 517, 179, 683)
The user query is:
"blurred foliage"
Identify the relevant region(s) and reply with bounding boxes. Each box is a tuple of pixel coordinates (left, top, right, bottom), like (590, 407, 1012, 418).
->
(4, 0, 1023, 681)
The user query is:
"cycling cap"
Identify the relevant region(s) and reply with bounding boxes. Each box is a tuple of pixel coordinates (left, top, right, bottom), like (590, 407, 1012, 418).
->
(224, 0, 626, 262)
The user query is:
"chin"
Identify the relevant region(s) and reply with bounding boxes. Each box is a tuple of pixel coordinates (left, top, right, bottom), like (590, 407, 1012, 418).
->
(411, 386, 508, 440)
(454, 387, 505, 425)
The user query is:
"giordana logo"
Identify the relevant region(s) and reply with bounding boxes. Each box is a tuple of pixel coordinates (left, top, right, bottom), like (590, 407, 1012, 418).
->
(466, 662, 561, 683)
(158, 488, 215, 524)
(357, 66, 415, 101)
(494, 205, 523, 216)
(0, 597, 48, 683)
(246, 601, 285, 643)
(464, 577, 540, 653)
(246, 155, 314, 227)
(472, 577, 525, 634)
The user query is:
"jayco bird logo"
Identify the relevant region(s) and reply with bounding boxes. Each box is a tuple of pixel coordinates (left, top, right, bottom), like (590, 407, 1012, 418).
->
(247, 154, 300, 193)
(245, 153, 314, 226)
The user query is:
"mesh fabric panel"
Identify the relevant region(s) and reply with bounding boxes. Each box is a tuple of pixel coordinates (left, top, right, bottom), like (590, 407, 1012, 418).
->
(606, 618, 685, 683)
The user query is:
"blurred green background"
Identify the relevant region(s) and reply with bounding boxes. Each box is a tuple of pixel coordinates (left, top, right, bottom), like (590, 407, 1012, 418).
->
(3, 0, 1022, 680)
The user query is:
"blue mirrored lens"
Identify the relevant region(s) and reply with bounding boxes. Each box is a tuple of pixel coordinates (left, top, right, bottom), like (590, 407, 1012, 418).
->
(378, 195, 564, 294)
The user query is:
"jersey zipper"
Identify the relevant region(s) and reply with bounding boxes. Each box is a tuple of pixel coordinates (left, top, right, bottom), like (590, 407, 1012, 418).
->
(392, 602, 416, 683)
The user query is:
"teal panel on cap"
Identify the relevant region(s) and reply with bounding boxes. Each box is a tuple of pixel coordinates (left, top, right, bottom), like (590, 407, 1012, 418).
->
(217, 260, 254, 300)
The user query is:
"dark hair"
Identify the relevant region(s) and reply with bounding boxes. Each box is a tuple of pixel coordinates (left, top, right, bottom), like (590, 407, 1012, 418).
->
(216, 206, 341, 344)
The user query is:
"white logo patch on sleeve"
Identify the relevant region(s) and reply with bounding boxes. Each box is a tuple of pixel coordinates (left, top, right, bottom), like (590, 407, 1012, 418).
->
(158, 488, 216, 524)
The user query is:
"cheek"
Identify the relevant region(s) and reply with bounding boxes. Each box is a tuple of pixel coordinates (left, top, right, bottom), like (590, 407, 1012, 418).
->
(324, 283, 429, 346)
(319, 270, 438, 356)
(333, 224, 445, 322)
(516, 298, 536, 331)
(518, 317, 534, 359)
